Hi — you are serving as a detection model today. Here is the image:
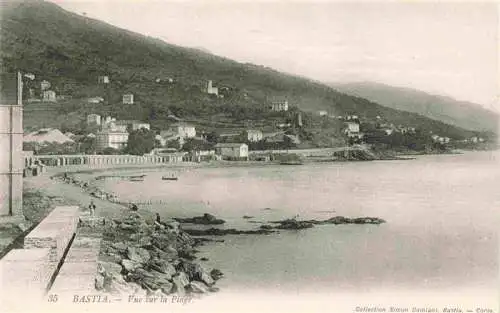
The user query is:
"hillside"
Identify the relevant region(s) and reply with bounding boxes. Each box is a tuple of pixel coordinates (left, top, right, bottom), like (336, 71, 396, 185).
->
(0, 0, 490, 144)
(332, 81, 498, 133)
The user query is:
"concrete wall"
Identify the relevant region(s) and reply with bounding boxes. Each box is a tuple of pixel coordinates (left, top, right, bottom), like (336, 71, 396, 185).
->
(24, 206, 79, 268)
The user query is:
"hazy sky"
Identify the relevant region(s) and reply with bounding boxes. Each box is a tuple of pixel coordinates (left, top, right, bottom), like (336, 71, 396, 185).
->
(53, 0, 498, 110)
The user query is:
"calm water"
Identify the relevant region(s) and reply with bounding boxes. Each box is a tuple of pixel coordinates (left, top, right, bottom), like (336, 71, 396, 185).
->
(98, 151, 499, 295)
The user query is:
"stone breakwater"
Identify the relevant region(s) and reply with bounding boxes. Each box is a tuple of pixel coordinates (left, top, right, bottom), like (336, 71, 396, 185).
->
(96, 212, 223, 297)
(53, 173, 123, 204)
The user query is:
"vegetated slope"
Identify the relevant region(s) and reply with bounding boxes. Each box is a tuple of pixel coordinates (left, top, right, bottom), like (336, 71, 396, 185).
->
(0, 0, 486, 141)
(333, 81, 498, 133)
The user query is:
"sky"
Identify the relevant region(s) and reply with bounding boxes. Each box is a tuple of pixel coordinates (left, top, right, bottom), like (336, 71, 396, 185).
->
(53, 0, 498, 111)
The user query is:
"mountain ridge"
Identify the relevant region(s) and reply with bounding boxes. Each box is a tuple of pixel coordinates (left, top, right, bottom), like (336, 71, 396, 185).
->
(0, 0, 491, 144)
(332, 81, 498, 133)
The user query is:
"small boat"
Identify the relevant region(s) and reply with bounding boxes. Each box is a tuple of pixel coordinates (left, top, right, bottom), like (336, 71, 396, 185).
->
(280, 161, 304, 165)
(129, 175, 145, 182)
(162, 176, 178, 181)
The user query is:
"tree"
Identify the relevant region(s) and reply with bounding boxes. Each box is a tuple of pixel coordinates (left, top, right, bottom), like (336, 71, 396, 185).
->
(102, 147, 120, 155)
(78, 136, 97, 154)
(181, 138, 212, 152)
(124, 128, 156, 155)
(166, 139, 181, 150)
(205, 131, 219, 144)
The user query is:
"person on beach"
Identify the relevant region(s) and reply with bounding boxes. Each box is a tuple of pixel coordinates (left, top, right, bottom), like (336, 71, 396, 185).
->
(89, 200, 96, 216)
(130, 203, 139, 211)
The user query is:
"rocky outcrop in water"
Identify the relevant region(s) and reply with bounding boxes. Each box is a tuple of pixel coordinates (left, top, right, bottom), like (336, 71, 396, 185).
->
(96, 212, 223, 297)
(272, 219, 314, 229)
(183, 227, 275, 236)
(178, 214, 386, 234)
(267, 216, 386, 228)
(174, 213, 226, 225)
(310, 216, 386, 225)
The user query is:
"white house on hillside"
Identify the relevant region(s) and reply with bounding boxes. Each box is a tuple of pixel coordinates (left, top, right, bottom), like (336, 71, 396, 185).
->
(87, 97, 104, 104)
(40, 80, 51, 91)
(271, 99, 289, 112)
(98, 76, 110, 84)
(245, 129, 263, 142)
(115, 120, 150, 131)
(167, 123, 196, 139)
(206, 80, 218, 96)
(86, 114, 101, 126)
(344, 121, 361, 138)
(123, 93, 134, 104)
(42, 90, 56, 102)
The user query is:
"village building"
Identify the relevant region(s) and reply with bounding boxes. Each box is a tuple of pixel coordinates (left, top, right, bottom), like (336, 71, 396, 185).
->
(165, 123, 196, 139)
(214, 143, 249, 160)
(441, 137, 451, 144)
(101, 118, 127, 132)
(115, 120, 150, 131)
(244, 129, 263, 142)
(102, 116, 116, 126)
(159, 123, 196, 147)
(400, 127, 416, 134)
(122, 93, 134, 104)
(98, 75, 110, 84)
(42, 90, 56, 102)
(344, 121, 361, 138)
(96, 127, 129, 151)
(188, 149, 217, 162)
(206, 80, 218, 96)
(155, 134, 166, 147)
(270, 99, 289, 112)
(87, 96, 104, 104)
(86, 114, 101, 126)
(23, 128, 74, 145)
(56, 95, 71, 101)
(24, 73, 35, 80)
(40, 80, 51, 91)
(277, 123, 291, 129)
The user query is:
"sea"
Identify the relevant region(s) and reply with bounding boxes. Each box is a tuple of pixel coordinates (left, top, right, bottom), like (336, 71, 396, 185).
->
(94, 150, 499, 310)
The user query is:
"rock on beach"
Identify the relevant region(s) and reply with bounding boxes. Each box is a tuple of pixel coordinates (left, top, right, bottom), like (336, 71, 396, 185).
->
(97, 212, 224, 297)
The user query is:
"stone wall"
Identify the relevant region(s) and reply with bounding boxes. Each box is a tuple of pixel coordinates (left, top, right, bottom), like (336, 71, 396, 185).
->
(24, 206, 79, 265)
(0, 205, 80, 311)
